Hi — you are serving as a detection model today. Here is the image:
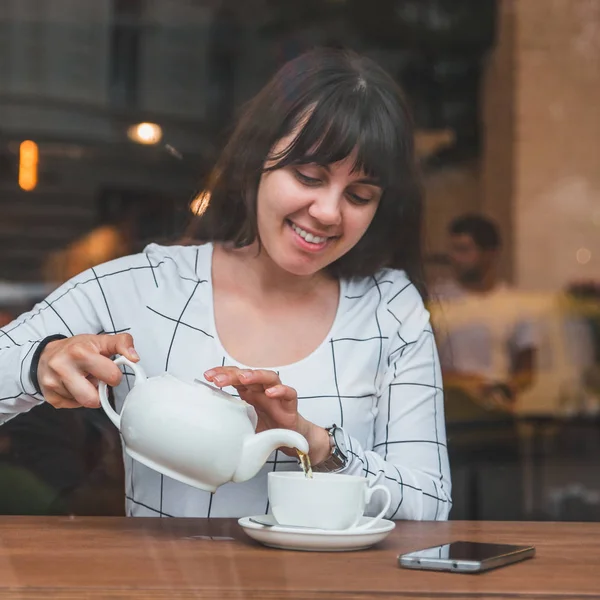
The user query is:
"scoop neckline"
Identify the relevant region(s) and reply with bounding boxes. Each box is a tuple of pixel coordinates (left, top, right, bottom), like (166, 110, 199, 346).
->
(203, 242, 346, 371)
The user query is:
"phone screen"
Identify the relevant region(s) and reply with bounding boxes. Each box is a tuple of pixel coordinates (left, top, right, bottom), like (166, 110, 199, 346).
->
(405, 541, 529, 561)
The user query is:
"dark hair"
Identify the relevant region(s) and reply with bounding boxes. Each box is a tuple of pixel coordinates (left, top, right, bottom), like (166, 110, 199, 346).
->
(188, 48, 425, 294)
(449, 214, 501, 251)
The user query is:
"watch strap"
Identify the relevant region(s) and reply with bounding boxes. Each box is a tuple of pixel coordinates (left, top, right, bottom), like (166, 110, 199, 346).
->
(312, 425, 348, 473)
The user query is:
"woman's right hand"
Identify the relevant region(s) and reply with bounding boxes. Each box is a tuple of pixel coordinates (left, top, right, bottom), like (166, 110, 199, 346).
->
(36, 333, 140, 409)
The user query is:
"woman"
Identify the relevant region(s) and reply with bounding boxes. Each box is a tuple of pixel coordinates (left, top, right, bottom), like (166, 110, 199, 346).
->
(0, 48, 451, 520)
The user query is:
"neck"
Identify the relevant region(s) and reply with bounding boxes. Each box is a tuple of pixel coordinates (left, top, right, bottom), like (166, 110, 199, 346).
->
(459, 271, 497, 294)
(215, 242, 331, 299)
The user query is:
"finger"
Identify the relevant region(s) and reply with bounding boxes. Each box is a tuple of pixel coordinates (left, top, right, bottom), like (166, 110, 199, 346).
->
(37, 370, 75, 400)
(238, 369, 281, 388)
(247, 386, 298, 428)
(229, 381, 270, 395)
(204, 366, 241, 379)
(265, 384, 297, 402)
(77, 353, 124, 388)
(204, 366, 244, 387)
(53, 398, 82, 409)
(43, 387, 81, 410)
(61, 368, 108, 408)
(228, 384, 249, 393)
(95, 333, 139, 362)
(51, 350, 123, 399)
(225, 379, 270, 395)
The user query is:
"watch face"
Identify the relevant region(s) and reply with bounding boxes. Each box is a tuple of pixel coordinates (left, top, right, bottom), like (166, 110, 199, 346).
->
(332, 427, 347, 458)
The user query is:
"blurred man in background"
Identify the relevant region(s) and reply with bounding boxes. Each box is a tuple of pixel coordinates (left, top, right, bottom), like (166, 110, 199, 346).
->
(429, 214, 540, 520)
(432, 214, 538, 413)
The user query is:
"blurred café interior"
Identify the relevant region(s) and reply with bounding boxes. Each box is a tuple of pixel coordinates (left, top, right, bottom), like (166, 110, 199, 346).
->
(1, 0, 599, 522)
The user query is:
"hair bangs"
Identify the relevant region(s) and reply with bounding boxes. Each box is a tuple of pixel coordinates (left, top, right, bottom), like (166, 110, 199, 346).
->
(268, 91, 403, 188)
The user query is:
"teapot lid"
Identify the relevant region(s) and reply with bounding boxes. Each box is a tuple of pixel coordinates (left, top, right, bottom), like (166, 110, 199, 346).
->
(192, 378, 258, 429)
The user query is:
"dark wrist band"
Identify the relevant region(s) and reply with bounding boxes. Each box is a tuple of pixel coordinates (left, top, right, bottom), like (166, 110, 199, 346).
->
(29, 334, 67, 395)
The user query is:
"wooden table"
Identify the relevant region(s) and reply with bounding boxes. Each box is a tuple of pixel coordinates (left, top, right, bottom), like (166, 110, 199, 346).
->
(0, 517, 598, 599)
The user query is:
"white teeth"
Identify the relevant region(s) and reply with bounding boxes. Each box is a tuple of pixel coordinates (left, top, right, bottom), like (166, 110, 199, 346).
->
(291, 223, 327, 244)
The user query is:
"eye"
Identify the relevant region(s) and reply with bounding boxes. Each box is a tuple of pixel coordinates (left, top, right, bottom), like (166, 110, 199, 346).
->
(293, 168, 322, 186)
(346, 191, 373, 206)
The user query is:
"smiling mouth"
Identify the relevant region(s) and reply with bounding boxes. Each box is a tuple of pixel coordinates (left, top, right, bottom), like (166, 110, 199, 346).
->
(287, 220, 336, 245)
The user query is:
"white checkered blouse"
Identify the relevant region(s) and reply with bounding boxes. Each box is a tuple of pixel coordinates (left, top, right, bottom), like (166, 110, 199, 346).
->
(0, 243, 451, 520)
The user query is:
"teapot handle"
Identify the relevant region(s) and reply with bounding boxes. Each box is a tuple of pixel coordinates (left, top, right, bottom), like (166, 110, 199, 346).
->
(98, 355, 147, 430)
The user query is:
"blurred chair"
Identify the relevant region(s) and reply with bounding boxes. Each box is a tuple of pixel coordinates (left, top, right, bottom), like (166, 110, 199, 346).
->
(0, 404, 124, 516)
(445, 385, 522, 521)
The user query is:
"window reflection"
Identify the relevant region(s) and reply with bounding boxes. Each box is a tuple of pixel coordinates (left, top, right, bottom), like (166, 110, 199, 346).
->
(0, 0, 599, 523)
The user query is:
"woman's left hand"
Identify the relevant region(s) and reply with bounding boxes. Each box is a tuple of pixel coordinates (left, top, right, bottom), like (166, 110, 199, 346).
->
(203, 366, 330, 462)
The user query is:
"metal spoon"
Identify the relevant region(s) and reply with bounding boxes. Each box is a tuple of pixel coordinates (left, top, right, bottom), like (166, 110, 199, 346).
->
(248, 517, 322, 530)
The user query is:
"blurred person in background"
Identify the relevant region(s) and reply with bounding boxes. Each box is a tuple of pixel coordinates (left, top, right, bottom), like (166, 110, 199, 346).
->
(431, 214, 538, 414)
(429, 213, 538, 520)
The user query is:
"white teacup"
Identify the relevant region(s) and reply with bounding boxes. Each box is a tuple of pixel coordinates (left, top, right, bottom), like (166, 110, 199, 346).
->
(268, 471, 392, 531)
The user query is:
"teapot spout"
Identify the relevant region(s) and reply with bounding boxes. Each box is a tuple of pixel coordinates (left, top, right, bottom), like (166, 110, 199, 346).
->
(233, 429, 309, 483)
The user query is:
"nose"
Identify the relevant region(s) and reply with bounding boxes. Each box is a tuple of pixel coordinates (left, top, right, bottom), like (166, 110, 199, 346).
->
(307, 189, 342, 227)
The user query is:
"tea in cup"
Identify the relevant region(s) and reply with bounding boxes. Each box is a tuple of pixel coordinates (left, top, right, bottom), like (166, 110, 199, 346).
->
(267, 471, 391, 531)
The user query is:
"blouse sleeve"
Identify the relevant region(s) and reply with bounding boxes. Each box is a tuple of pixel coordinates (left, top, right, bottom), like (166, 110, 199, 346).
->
(338, 281, 452, 520)
(0, 268, 108, 426)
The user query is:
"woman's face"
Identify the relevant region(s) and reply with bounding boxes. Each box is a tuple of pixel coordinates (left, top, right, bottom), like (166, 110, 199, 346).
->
(255, 133, 383, 278)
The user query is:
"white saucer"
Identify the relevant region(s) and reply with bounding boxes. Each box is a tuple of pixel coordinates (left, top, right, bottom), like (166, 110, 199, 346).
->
(238, 514, 395, 552)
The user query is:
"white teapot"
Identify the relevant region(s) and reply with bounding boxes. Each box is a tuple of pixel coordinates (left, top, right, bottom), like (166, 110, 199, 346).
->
(98, 356, 309, 492)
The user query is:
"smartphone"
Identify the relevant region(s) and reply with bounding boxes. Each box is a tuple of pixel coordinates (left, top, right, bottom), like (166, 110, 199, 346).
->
(398, 541, 535, 573)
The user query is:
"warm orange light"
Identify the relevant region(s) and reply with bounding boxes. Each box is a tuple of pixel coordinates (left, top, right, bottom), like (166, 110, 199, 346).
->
(19, 140, 39, 191)
(190, 190, 211, 216)
(127, 122, 163, 145)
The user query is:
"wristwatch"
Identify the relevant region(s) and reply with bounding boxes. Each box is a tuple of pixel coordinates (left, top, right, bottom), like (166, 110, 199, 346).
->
(312, 425, 348, 473)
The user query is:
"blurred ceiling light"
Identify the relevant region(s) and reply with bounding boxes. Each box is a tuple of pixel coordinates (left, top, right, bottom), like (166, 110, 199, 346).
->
(190, 190, 211, 216)
(128, 122, 163, 145)
(18, 140, 39, 191)
(576, 247, 592, 265)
